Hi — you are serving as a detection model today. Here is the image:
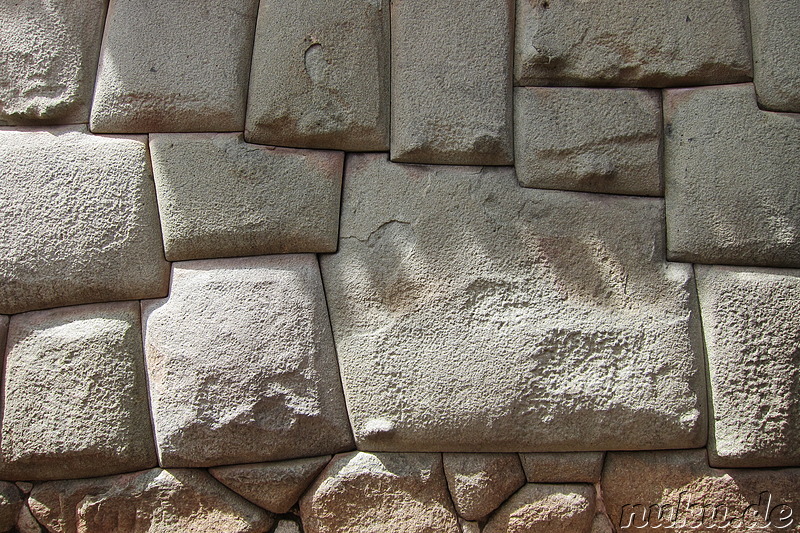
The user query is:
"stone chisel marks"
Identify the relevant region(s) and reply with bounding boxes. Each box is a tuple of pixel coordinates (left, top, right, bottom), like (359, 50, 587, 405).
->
(749, 0, 800, 112)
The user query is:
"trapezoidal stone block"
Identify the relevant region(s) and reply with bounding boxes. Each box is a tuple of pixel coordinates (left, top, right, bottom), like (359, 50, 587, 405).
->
(320, 154, 707, 452)
(390, 0, 513, 165)
(664, 83, 800, 268)
(142, 255, 354, 468)
(90, 0, 258, 133)
(245, 0, 389, 151)
(483, 483, 596, 533)
(750, 0, 800, 112)
(0, 126, 169, 315)
(519, 452, 605, 483)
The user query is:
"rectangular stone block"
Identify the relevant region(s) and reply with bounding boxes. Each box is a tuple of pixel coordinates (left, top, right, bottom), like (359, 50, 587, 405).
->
(390, 0, 513, 165)
(750, 0, 800, 112)
(520, 452, 605, 483)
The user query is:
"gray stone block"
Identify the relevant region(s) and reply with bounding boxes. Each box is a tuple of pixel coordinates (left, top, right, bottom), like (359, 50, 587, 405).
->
(443, 453, 525, 521)
(750, 0, 800, 112)
(483, 483, 596, 533)
(520, 452, 605, 483)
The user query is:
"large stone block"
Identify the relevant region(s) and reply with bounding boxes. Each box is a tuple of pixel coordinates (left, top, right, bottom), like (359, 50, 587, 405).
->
(750, 0, 800, 112)
(0, 126, 169, 314)
(696, 266, 800, 467)
(443, 453, 526, 521)
(0, 302, 157, 480)
(664, 84, 800, 267)
(320, 154, 706, 452)
(0, 0, 106, 125)
(520, 452, 605, 483)
(149, 133, 343, 261)
(515, 0, 752, 87)
(483, 483, 596, 533)
(390, 0, 513, 165)
(142, 255, 354, 467)
(90, 0, 258, 133)
(245, 0, 389, 151)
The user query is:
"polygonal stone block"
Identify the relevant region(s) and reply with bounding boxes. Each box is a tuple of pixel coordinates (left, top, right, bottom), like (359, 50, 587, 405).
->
(443, 453, 526, 521)
(483, 484, 596, 533)
(520, 452, 605, 483)
(750, 0, 800, 112)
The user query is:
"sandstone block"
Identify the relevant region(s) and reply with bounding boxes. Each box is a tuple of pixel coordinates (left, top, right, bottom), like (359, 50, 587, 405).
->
(390, 0, 513, 165)
(664, 84, 800, 267)
(750, 0, 800, 112)
(0, 126, 169, 315)
(245, 0, 389, 151)
(514, 87, 662, 196)
(320, 154, 706, 451)
(520, 452, 605, 483)
(0, 483, 23, 533)
(443, 453, 525, 521)
(142, 255, 354, 467)
(483, 483, 596, 533)
(149, 133, 343, 261)
(90, 0, 258, 133)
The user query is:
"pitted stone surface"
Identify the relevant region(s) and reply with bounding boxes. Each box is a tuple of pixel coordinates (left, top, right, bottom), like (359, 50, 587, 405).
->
(274, 520, 301, 533)
(17, 503, 44, 533)
(0, 0, 106, 125)
(299, 452, 460, 533)
(321, 154, 706, 452)
(0, 126, 169, 315)
(520, 452, 605, 483)
(664, 84, 800, 268)
(90, 0, 258, 133)
(514, 87, 662, 196)
(696, 266, 800, 468)
(515, 0, 752, 87)
(142, 255, 354, 467)
(245, 0, 389, 151)
(149, 133, 343, 261)
(0, 482, 23, 533)
(750, 0, 800, 112)
(483, 483, 596, 533)
(390, 0, 513, 165)
(443, 453, 526, 521)
(0, 302, 157, 481)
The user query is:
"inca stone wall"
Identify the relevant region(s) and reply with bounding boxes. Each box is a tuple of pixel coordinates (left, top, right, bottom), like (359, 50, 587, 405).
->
(1, 0, 798, 532)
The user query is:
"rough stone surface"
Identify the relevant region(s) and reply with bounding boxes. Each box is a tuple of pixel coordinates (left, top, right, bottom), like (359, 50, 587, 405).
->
(0, 482, 23, 533)
(0, 0, 106, 125)
(273, 520, 301, 533)
(90, 0, 258, 133)
(664, 84, 800, 268)
(300, 452, 460, 533)
(28, 468, 273, 533)
(0, 302, 157, 481)
(591, 512, 615, 533)
(514, 87, 662, 196)
(515, 0, 752, 87)
(696, 266, 800, 468)
(245, 0, 389, 151)
(320, 154, 706, 452)
(210, 456, 331, 514)
(458, 518, 481, 533)
(0, 126, 170, 315)
(520, 452, 605, 483)
(149, 133, 343, 261)
(749, 0, 800, 112)
(483, 483, 596, 533)
(443, 453, 526, 521)
(17, 504, 45, 533)
(390, 0, 513, 165)
(142, 255, 354, 467)
(0, 315, 7, 354)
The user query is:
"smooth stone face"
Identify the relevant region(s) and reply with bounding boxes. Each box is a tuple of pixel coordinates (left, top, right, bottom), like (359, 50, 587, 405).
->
(210, 456, 331, 514)
(390, 0, 513, 165)
(90, 0, 258, 133)
(321, 154, 706, 452)
(245, 0, 389, 151)
(514, 87, 662, 196)
(0, 302, 157, 481)
(0, 126, 169, 315)
(750, 0, 800, 112)
(0, 482, 23, 533)
(515, 0, 752, 87)
(300, 452, 460, 533)
(143, 255, 354, 467)
(696, 266, 800, 467)
(443, 453, 526, 521)
(149, 133, 343, 261)
(664, 84, 800, 268)
(520, 452, 605, 483)
(483, 483, 596, 533)
(0, 0, 106, 125)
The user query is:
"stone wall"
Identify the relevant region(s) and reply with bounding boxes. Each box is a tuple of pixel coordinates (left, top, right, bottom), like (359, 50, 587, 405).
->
(1, 0, 798, 532)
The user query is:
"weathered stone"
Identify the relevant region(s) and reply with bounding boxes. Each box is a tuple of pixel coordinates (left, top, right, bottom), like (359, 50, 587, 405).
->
(0, 126, 169, 314)
(514, 87, 661, 196)
(90, 0, 258, 133)
(273, 520, 301, 533)
(300, 452, 460, 533)
(16, 483, 33, 495)
(591, 512, 615, 533)
(664, 84, 800, 268)
(0, 302, 157, 481)
(0, 0, 106, 125)
(696, 266, 800, 467)
(750, 0, 800, 112)
(483, 484, 596, 533)
(320, 154, 706, 451)
(443, 453, 525, 521)
(458, 518, 481, 533)
(0, 482, 23, 533)
(210, 456, 331, 514)
(245, 0, 389, 151)
(602, 450, 800, 531)
(515, 0, 752, 87)
(28, 468, 273, 533)
(520, 452, 605, 483)
(149, 133, 343, 261)
(17, 504, 45, 533)
(0, 315, 7, 354)
(142, 255, 354, 467)
(390, 0, 513, 165)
